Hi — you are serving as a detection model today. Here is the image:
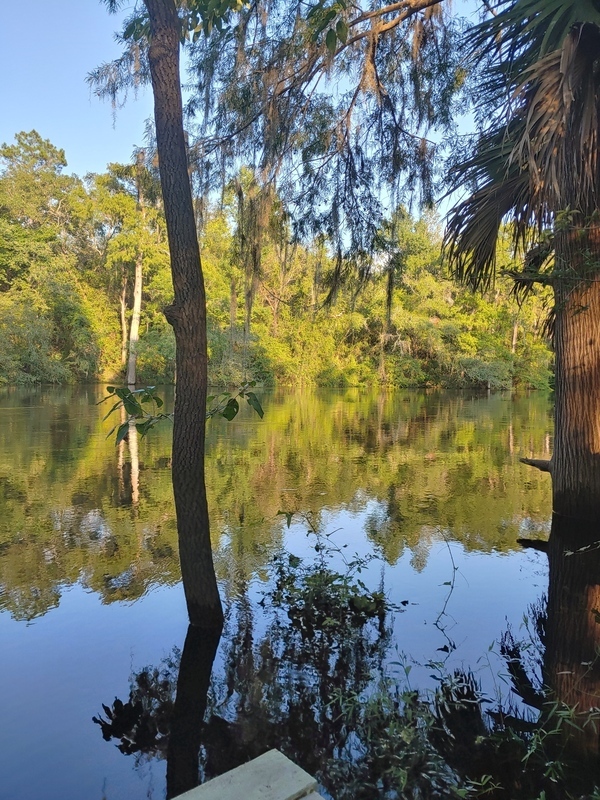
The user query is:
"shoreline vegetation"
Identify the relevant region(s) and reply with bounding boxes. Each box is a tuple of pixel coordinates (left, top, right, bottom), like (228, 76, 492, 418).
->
(0, 131, 552, 392)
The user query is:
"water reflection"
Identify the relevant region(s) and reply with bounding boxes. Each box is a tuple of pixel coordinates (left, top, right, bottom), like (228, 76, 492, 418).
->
(1, 387, 557, 799)
(94, 548, 393, 799)
(545, 515, 600, 764)
(94, 623, 220, 798)
(94, 513, 600, 800)
(0, 388, 552, 620)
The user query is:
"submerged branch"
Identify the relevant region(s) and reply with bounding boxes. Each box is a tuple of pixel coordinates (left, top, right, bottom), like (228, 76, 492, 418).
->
(520, 457, 552, 473)
(516, 538, 549, 554)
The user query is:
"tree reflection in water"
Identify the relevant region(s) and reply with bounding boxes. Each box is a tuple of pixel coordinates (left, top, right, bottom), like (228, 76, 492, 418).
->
(94, 623, 222, 799)
(94, 542, 395, 798)
(94, 516, 600, 799)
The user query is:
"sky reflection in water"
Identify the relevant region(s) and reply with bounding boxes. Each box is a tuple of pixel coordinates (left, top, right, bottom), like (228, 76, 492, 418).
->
(0, 386, 553, 800)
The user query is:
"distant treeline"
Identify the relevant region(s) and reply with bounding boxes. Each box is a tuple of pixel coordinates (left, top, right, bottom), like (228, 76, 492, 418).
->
(0, 131, 552, 389)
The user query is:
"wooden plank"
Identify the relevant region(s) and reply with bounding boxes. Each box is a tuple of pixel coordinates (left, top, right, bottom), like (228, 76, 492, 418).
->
(174, 749, 319, 800)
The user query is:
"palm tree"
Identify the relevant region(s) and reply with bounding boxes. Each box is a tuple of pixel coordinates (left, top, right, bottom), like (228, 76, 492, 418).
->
(445, 0, 600, 521)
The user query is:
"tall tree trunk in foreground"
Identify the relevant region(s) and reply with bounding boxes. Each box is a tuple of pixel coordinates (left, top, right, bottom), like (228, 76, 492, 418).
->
(552, 226, 600, 520)
(144, 0, 223, 627)
(545, 514, 600, 764)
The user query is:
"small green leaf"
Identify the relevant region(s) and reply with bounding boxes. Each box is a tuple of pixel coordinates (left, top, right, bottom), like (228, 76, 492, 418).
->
(123, 20, 138, 40)
(103, 400, 122, 421)
(246, 391, 264, 418)
(123, 397, 142, 416)
(336, 18, 348, 43)
(221, 397, 239, 420)
(326, 27, 337, 53)
(115, 422, 130, 445)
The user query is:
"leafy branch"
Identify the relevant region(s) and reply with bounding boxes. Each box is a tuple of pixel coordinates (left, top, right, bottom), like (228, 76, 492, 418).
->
(99, 381, 264, 445)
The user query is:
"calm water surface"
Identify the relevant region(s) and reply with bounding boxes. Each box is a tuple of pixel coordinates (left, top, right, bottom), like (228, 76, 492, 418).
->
(0, 387, 553, 800)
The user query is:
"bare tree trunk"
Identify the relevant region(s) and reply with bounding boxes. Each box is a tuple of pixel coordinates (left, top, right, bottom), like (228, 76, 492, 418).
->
(127, 252, 143, 386)
(511, 317, 518, 354)
(120, 275, 128, 367)
(127, 150, 148, 387)
(144, 0, 223, 628)
(552, 226, 600, 520)
(229, 276, 237, 344)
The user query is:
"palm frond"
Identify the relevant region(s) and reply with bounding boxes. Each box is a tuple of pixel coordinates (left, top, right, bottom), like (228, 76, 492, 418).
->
(446, 1, 600, 293)
(444, 124, 530, 291)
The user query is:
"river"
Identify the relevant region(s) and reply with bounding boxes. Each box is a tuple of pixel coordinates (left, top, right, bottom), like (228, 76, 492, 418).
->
(0, 386, 553, 799)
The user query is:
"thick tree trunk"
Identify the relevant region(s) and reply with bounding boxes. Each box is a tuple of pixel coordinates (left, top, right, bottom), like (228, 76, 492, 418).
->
(144, 0, 223, 627)
(127, 252, 143, 386)
(552, 226, 600, 520)
(545, 514, 600, 764)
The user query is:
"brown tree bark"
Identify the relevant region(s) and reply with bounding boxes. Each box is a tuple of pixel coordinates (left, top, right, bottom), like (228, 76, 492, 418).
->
(552, 226, 600, 520)
(144, 0, 223, 627)
(545, 514, 600, 764)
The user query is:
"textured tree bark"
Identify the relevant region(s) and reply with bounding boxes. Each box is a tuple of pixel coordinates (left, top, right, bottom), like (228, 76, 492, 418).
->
(552, 226, 600, 520)
(545, 515, 600, 763)
(144, 0, 223, 627)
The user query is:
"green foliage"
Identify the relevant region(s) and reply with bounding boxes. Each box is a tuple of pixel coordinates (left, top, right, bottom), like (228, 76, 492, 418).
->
(0, 289, 69, 384)
(0, 130, 552, 390)
(100, 381, 264, 444)
(0, 387, 552, 621)
(266, 515, 392, 634)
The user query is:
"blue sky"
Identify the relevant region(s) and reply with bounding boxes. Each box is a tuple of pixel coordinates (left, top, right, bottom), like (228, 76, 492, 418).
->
(0, 2, 153, 177)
